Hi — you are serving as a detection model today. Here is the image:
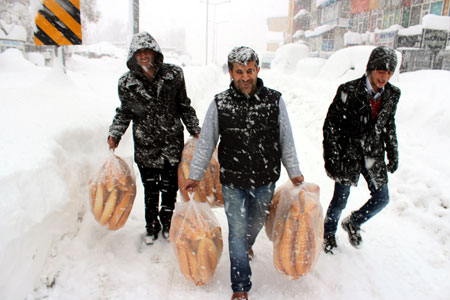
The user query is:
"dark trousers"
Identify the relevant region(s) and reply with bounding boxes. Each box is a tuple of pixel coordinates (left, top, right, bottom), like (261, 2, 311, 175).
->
(324, 165, 390, 235)
(138, 161, 178, 235)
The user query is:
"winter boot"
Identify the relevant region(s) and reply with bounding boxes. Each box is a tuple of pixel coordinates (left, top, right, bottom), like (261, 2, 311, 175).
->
(161, 225, 170, 240)
(144, 221, 161, 245)
(231, 292, 248, 300)
(144, 233, 158, 245)
(341, 216, 362, 248)
(323, 233, 337, 254)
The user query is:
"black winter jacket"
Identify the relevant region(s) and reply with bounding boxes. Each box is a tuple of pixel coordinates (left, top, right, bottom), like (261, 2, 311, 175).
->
(323, 75, 400, 188)
(109, 32, 201, 168)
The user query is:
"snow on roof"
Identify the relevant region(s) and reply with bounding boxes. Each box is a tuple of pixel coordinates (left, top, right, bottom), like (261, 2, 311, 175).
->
(294, 9, 309, 20)
(374, 24, 404, 33)
(0, 20, 27, 41)
(422, 14, 450, 31)
(305, 24, 335, 38)
(398, 24, 423, 36)
(316, 0, 336, 8)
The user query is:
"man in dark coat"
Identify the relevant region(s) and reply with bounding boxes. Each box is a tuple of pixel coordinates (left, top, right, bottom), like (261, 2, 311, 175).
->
(322, 46, 401, 254)
(184, 46, 304, 300)
(108, 32, 201, 245)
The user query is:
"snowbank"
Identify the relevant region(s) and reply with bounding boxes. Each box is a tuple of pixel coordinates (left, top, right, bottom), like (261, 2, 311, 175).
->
(271, 42, 310, 73)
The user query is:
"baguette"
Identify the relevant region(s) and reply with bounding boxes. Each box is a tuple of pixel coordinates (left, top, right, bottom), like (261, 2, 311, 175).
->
(93, 183, 105, 221)
(108, 189, 133, 229)
(99, 189, 118, 226)
(197, 238, 217, 284)
(176, 242, 193, 282)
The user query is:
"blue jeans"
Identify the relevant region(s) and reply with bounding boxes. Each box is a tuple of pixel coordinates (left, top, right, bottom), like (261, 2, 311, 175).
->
(222, 183, 275, 293)
(324, 166, 390, 235)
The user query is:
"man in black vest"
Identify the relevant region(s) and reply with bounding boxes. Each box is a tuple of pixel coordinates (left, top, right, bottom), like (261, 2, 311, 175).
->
(322, 46, 401, 254)
(184, 46, 304, 300)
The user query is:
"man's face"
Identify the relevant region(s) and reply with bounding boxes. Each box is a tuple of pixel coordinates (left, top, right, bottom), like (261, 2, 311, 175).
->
(369, 70, 394, 92)
(135, 49, 156, 72)
(228, 61, 260, 96)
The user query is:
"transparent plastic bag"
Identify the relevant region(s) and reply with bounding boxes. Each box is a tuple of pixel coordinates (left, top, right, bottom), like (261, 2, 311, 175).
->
(266, 181, 323, 279)
(169, 193, 223, 286)
(178, 138, 223, 207)
(88, 154, 136, 230)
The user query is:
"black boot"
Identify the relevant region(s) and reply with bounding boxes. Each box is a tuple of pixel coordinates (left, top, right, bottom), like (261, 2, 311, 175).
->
(145, 221, 161, 245)
(341, 216, 362, 248)
(161, 225, 170, 240)
(324, 233, 337, 254)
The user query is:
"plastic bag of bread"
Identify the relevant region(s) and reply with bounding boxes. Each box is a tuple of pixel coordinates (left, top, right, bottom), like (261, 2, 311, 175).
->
(266, 181, 323, 279)
(170, 194, 223, 286)
(88, 154, 136, 230)
(178, 138, 223, 207)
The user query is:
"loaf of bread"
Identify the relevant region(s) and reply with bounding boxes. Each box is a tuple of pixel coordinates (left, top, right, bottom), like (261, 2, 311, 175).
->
(170, 201, 223, 286)
(178, 138, 223, 207)
(266, 181, 323, 279)
(89, 155, 136, 230)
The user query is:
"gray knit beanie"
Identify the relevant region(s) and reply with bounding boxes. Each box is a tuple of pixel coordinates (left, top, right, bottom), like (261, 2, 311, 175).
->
(366, 46, 397, 72)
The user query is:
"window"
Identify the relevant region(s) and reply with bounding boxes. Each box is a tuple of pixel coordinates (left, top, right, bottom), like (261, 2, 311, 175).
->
(430, 1, 443, 15)
(402, 7, 411, 27)
(410, 5, 422, 25)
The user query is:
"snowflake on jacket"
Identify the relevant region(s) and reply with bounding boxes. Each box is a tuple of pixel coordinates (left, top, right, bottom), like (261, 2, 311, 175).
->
(109, 32, 201, 168)
(323, 74, 401, 188)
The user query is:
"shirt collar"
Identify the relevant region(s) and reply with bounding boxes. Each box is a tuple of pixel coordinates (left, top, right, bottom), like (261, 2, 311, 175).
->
(365, 74, 384, 100)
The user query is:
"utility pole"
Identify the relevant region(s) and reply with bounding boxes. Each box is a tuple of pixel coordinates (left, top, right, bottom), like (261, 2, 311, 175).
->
(204, 0, 230, 65)
(206, 0, 209, 65)
(133, 0, 139, 34)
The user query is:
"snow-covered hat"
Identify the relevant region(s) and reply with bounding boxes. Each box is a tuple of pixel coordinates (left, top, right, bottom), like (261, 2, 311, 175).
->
(366, 46, 397, 72)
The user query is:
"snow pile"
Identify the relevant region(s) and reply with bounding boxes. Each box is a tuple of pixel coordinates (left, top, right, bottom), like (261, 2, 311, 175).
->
(344, 31, 362, 46)
(295, 57, 327, 78)
(26, 52, 46, 66)
(0, 48, 37, 72)
(271, 42, 310, 73)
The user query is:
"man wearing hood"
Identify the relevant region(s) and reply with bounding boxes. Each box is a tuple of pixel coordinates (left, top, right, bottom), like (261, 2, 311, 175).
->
(322, 46, 401, 254)
(184, 46, 304, 300)
(108, 32, 201, 245)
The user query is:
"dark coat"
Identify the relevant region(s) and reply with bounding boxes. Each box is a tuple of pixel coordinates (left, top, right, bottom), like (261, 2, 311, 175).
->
(109, 32, 201, 168)
(323, 75, 400, 188)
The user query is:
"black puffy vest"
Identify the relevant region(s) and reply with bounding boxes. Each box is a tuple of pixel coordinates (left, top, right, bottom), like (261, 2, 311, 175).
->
(215, 79, 281, 188)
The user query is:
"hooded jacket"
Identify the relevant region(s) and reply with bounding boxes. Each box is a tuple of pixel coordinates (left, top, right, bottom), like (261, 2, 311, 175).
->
(109, 32, 201, 168)
(323, 74, 400, 188)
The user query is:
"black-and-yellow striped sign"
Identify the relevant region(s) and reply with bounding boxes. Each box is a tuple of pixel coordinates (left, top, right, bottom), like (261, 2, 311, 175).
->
(34, 0, 82, 46)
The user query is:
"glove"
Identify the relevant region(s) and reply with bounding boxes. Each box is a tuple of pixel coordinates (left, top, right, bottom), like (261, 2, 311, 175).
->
(387, 159, 398, 173)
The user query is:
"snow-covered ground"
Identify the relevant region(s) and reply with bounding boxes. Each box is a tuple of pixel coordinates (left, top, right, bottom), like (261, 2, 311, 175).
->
(1, 46, 449, 300)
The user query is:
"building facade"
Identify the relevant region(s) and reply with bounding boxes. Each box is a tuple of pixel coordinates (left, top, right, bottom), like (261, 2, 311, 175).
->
(288, 0, 450, 55)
